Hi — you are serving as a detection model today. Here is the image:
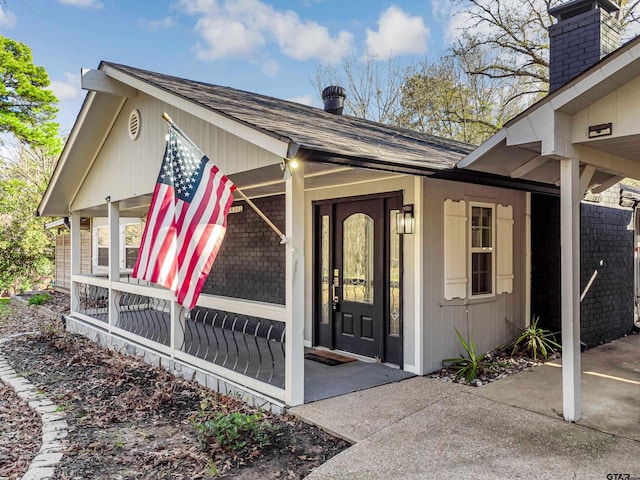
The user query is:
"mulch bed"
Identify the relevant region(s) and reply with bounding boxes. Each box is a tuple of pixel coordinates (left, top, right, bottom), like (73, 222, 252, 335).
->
(0, 299, 349, 479)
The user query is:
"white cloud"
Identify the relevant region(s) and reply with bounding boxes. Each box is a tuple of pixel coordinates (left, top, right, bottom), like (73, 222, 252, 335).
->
(260, 57, 279, 77)
(287, 94, 315, 106)
(139, 16, 176, 30)
(431, 1, 454, 24)
(180, 0, 353, 63)
(50, 72, 81, 101)
(0, 6, 17, 27)
(365, 6, 429, 60)
(58, 0, 103, 8)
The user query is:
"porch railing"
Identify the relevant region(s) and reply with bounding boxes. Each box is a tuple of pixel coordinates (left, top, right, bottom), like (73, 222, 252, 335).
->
(71, 274, 287, 402)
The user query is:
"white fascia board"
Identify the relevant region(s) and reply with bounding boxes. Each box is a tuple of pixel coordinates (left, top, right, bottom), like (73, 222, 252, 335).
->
(81, 69, 138, 97)
(102, 65, 290, 159)
(456, 130, 507, 168)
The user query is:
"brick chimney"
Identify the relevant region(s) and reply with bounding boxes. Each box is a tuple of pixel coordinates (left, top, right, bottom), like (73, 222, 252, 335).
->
(548, 0, 621, 92)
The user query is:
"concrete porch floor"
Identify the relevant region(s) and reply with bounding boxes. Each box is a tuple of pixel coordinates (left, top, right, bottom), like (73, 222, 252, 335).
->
(291, 333, 640, 479)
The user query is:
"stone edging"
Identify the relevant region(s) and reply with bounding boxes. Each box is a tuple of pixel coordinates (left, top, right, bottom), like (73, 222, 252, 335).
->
(0, 334, 68, 480)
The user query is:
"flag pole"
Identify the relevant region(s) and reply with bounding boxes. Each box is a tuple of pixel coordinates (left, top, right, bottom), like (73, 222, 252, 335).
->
(162, 113, 288, 243)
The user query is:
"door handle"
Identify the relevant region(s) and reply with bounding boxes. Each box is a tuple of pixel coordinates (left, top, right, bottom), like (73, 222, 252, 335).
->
(332, 283, 340, 311)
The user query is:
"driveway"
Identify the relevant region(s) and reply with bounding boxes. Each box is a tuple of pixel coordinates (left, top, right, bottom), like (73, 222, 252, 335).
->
(291, 333, 640, 479)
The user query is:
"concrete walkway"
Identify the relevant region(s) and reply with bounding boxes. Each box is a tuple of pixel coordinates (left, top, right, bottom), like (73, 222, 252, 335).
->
(292, 334, 640, 479)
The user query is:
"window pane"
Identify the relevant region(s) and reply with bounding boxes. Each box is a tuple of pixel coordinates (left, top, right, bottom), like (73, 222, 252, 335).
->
(471, 206, 493, 249)
(98, 247, 109, 267)
(342, 213, 374, 304)
(389, 209, 400, 337)
(321, 215, 330, 324)
(125, 247, 139, 269)
(472, 252, 492, 295)
(97, 227, 109, 247)
(125, 223, 141, 247)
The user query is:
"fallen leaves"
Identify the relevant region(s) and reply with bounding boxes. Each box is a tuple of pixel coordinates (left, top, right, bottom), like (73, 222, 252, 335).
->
(0, 300, 349, 478)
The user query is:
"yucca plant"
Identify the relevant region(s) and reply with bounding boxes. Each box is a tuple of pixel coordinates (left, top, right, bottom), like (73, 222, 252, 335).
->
(443, 328, 503, 383)
(511, 315, 561, 359)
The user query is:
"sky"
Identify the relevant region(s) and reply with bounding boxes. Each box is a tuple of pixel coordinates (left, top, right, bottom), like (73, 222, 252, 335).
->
(0, 0, 462, 135)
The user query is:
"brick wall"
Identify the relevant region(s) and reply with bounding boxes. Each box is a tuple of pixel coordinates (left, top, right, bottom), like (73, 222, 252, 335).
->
(580, 201, 634, 345)
(201, 195, 286, 305)
(549, 7, 620, 92)
(531, 191, 634, 347)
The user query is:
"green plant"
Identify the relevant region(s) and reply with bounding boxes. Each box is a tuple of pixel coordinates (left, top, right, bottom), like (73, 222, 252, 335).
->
(27, 292, 50, 306)
(511, 316, 561, 359)
(192, 411, 271, 454)
(443, 328, 504, 383)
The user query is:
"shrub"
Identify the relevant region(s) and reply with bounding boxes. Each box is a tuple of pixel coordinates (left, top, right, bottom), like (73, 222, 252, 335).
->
(190, 397, 274, 456)
(27, 292, 50, 306)
(511, 315, 561, 359)
(443, 328, 504, 383)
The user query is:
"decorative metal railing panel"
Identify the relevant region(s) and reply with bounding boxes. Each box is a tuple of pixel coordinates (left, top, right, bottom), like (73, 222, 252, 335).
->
(181, 308, 286, 388)
(73, 281, 109, 322)
(114, 291, 171, 346)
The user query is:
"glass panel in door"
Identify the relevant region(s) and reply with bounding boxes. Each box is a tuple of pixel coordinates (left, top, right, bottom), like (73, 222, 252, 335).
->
(342, 213, 374, 304)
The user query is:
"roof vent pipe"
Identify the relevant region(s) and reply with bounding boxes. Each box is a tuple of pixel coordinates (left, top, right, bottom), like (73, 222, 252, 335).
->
(322, 86, 346, 115)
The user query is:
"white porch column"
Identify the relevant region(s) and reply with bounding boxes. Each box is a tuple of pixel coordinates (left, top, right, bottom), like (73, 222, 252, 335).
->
(170, 301, 185, 358)
(108, 200, 120, 330)
(70, 212, 81, 314)
(560, 157, 581, 422)
(285, 163, 305, 406)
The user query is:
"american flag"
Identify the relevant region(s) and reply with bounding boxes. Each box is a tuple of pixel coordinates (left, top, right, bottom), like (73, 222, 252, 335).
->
(133, 125, 236, 309)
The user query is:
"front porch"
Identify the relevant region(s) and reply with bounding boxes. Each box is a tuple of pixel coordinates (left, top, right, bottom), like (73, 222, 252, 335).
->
(69, 274, 413, 408)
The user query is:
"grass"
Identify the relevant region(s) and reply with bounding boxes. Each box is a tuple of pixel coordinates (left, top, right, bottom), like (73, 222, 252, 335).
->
(0, 298, 10, 326)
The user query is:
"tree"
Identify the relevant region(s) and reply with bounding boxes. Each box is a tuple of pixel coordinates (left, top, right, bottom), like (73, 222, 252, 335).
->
(396, 50, 526, 144)
(449, 0, 640, 103)
(0, 36, 62, 294)
(314, 54, 415, 124)
(0, 176, 55, 295)
(0, 34, 61, 154)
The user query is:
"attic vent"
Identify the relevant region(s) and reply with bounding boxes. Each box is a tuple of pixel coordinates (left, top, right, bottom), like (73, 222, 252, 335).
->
(128, 109, 141, 140)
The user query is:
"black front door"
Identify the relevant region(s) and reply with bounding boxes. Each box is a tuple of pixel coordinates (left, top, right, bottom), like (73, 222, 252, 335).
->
(314, 194, 403, 365)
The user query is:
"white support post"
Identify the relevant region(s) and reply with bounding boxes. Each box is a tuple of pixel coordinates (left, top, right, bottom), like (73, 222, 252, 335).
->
(560, 157, 581, 422)
(525, 192, 532, 328)
(70, 212, 81, 314)
(108, 200, 120, 331)
(413, 176, 424, 375)
(170, 301, 185, 358)
(285, 163, 305, 406)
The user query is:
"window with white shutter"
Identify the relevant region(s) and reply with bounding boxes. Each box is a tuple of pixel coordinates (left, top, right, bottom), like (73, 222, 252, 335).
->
(443, 199, 514, 299)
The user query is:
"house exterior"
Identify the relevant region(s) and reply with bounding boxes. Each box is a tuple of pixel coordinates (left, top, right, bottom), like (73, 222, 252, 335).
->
(39, 0, 640, 418)
(38, 60, 556, 409)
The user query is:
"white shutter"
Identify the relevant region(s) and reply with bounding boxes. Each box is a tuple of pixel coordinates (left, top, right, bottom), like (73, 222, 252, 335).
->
(444, 199, 467, 300)
(497, 204, 514, 294)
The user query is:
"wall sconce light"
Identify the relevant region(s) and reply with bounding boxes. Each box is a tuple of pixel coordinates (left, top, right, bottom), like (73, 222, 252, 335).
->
(280, 158, 300, 180)
(588, 122, 612, 138)
(396, 204, 414, 234)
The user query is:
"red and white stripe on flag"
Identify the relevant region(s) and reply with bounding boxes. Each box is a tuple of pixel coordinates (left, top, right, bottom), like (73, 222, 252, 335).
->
(133, 127, 236, 309)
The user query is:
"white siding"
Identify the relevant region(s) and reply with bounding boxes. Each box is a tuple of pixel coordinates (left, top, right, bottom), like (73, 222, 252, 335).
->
(422, 178, 527, 373)
(72, 93, 282, 212)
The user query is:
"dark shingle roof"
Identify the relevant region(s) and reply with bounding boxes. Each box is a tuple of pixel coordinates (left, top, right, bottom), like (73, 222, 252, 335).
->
(103, 62, 473, 172)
